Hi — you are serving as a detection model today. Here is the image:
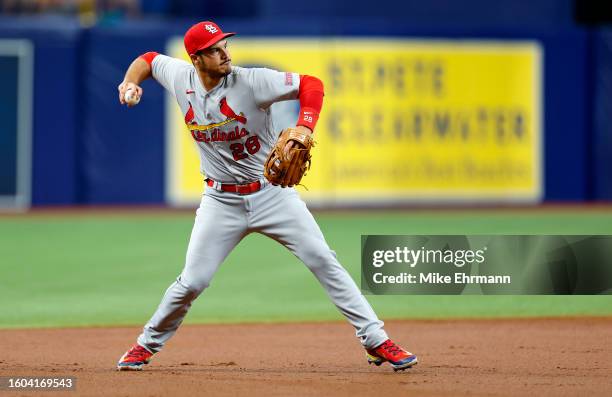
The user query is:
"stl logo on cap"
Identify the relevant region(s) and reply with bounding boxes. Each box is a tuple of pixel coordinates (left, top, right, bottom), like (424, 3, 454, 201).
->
(184, 21, 236, 55)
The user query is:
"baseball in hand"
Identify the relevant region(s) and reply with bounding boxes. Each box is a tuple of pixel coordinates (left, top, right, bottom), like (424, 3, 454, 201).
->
(124, 88, 141, 106)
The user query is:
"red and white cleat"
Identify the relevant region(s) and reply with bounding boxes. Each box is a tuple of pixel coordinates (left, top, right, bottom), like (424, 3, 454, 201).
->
(117, 344, 154, 371)
(366, 339, 418, 371)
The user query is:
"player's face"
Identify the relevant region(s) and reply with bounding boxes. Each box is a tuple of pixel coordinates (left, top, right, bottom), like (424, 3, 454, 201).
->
(194, 40, 232, 77)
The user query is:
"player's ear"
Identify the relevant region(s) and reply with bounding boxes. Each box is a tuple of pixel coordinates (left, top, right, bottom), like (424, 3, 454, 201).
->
(190, 53, 200, 66)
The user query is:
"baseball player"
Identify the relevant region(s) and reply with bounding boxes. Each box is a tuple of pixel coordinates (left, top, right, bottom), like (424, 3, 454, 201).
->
(116, 21, 417, 372)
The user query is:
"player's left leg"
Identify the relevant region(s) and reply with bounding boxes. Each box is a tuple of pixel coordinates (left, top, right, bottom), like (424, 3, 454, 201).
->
(248, 185, 388, 349)
(248, 184, 417, 370)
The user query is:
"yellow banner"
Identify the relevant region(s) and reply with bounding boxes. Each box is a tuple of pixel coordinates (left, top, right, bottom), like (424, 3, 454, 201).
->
(166, 38, 541, 206)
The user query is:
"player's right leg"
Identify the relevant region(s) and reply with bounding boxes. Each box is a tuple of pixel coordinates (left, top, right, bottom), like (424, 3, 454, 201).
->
(117, 189, 248, 370)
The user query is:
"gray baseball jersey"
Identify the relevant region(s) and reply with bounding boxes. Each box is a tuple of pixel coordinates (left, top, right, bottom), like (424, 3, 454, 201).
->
(152, 54, 299, 183)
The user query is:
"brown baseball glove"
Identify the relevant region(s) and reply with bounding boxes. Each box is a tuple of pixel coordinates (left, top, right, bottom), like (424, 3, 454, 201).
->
(264, 127, 314, 187)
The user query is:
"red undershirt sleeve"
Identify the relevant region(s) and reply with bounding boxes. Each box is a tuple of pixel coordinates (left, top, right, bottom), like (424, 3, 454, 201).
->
(296, 75, 324, 131)
(139, 51, 160, 66)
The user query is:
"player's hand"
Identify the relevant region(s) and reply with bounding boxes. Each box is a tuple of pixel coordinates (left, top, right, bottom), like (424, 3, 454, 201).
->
(284, 125, 312, 155)
(118, 81, 143, 107)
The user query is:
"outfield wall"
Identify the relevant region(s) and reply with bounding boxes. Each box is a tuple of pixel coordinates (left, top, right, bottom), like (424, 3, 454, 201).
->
(0, 15, 607, 206)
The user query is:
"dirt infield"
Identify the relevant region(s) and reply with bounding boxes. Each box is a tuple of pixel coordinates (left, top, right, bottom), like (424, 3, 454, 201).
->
(1, 318, 610, 396)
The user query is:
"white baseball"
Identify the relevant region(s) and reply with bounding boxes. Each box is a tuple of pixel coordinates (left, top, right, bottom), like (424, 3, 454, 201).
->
(124, 88, 140, 106)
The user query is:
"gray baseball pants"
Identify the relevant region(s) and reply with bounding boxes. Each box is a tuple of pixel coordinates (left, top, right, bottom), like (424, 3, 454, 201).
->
(137, 180, 388, 352)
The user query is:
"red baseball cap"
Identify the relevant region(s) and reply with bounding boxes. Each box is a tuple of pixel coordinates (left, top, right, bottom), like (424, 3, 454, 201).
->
(184, 21, 235, 56)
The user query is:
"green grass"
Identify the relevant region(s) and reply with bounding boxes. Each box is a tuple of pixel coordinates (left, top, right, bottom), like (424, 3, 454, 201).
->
(1, 209, 611, 329)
